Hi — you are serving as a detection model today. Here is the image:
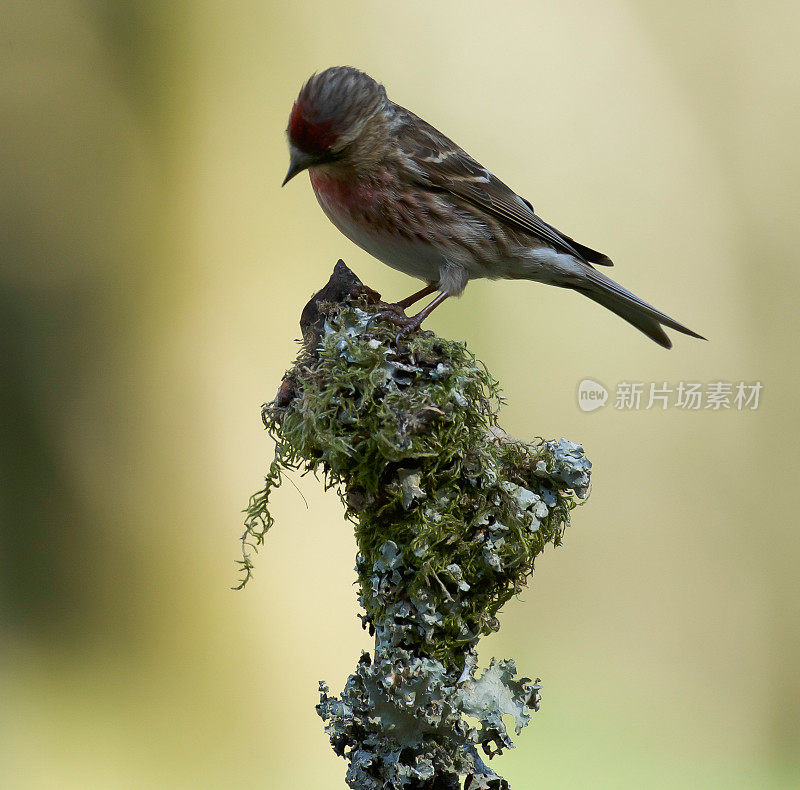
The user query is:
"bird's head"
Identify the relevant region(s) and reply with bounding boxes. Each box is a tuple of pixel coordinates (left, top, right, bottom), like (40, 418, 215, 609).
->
(283, 67, 388, 185)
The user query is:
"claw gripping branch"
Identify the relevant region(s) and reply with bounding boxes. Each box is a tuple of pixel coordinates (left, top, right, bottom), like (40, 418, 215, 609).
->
(237, 261, 592, 789)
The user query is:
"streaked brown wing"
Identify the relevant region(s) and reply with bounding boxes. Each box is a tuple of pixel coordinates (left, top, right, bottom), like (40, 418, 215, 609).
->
(400, 110, 613, 267)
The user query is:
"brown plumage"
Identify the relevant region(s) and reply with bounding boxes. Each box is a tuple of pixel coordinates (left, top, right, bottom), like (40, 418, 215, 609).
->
(283, 66, 704, 348)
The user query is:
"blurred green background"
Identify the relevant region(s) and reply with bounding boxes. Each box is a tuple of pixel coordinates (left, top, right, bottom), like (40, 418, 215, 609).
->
(2, 1, 798, 787)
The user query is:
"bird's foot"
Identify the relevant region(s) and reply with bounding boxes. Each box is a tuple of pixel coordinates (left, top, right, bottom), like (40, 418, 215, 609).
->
(368, 292, 450, 345)
(368, 304, 426, 344)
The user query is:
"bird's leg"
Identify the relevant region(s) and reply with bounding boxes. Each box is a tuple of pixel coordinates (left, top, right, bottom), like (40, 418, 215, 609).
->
(371, 283, 437, 324)
(395, 282, 438, 310)
(404, 291, 449, 330)
(371, 291, 450, 342)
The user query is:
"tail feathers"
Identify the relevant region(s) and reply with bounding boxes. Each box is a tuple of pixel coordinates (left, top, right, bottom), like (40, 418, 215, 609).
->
(576, 268, 705, 349)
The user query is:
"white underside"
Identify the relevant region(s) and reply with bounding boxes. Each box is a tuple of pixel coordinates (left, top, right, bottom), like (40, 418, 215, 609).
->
(314, 190, 588, 297)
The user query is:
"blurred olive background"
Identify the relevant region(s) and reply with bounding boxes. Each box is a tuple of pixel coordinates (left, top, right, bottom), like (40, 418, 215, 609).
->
(2, 1, 798, 788)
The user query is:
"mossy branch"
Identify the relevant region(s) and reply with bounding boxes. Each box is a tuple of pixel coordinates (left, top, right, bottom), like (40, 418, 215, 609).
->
(236, 261, 592, 789)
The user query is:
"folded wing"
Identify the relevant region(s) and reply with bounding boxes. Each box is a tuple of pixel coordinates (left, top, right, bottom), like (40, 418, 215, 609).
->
(401, 110, 613, 267)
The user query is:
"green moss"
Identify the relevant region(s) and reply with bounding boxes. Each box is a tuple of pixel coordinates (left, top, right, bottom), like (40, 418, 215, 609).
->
(237, 295, 591, 671)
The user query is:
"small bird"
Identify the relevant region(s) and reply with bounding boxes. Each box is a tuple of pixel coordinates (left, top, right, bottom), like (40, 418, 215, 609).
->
(282, 66, 703, 348)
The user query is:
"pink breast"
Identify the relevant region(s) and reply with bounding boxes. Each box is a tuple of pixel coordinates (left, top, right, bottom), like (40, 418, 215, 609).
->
(310, 170, 384, 215)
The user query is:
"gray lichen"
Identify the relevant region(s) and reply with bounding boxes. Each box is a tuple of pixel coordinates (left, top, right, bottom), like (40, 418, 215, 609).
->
(238, 262, 591, 788)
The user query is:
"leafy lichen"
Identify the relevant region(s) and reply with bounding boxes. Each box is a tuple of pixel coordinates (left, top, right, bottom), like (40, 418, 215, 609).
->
(237, 263, 591, 788)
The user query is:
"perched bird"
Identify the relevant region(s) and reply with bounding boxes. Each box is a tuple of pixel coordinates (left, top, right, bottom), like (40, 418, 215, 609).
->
(282, 66, 703, 348)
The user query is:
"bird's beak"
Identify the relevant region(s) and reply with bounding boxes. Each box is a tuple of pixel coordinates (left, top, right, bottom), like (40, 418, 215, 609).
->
(282, 147, 315, 186)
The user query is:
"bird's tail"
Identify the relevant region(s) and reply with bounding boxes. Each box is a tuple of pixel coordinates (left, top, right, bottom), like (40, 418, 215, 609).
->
(573, 267, 705, 349)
